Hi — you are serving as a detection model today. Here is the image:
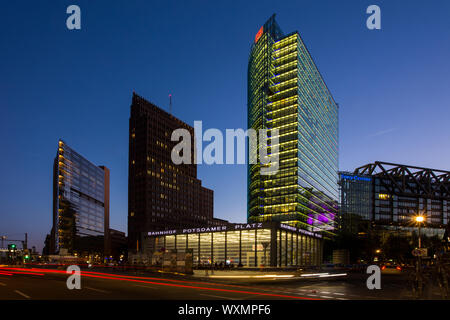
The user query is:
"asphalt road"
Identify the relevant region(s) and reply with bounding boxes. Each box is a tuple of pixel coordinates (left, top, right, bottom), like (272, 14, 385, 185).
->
(0, 268, 444, 300)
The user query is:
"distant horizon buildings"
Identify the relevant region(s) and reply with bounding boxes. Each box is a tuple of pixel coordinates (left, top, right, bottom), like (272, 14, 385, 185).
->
(340, 161, 450, 238)
(247, 14, 339, 238)
(50, 139, 110, 256)
(128, 93, 215, 252)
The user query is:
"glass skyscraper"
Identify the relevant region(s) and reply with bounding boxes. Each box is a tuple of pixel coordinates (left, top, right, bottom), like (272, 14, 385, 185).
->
(339, 172, 373, 234)
(52, 140, 110, 256)
(247, 14, 338, 238)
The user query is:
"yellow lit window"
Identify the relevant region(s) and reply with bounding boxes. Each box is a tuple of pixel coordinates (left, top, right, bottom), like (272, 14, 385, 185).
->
(379, 194, 390, 200)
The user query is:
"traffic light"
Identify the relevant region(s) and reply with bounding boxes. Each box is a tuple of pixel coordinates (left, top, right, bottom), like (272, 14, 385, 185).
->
(8, 244, 16, 252)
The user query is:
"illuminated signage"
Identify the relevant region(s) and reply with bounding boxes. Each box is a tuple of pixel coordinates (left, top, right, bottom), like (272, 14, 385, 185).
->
(341, 174, 371, 182)
(148, 223, 321, 238)
(280, 224, 322, 238)
(182, 226, 227, 233)
(254, 26, 263, 43)
(233, 223, 263, 230)
(148, 223, 264, 237)
(148, 230, 176, 236)
(280, 224, 297, 232)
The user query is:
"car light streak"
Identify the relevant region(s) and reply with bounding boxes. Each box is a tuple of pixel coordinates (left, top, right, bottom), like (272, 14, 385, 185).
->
(209, 274, 295, 279)
(0, 267, 319, 300)
(77, 273, 320, 300)
(0, 267, 292, 292)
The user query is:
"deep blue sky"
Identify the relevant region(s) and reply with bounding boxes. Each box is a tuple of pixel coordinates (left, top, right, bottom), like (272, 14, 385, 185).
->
(1, 1, 449, 251)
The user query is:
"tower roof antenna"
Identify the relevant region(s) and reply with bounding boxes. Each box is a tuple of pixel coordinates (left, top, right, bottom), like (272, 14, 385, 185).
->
(169, 93, 172, 114)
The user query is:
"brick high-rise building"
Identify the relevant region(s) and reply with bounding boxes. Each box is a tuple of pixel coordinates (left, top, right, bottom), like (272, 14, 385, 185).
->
(128, 93, 214, 251)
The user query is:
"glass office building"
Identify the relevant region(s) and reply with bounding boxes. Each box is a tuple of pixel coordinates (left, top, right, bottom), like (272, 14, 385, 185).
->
(340, 162, 450, 238)
(247, 14, 338, 238)
(52, 140, 110, 255)
(339, 172, 373, 234)
(144, 222, 323, 267)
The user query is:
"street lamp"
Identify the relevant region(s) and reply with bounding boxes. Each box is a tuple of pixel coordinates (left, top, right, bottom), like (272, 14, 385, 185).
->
(414, 215, 425, 248)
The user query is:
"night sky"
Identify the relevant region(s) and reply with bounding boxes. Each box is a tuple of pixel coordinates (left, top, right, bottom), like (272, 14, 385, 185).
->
(1, 0, 450, 251)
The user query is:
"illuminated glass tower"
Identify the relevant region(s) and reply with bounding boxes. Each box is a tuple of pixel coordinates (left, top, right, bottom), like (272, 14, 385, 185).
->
(52, 140, 110, 256)
(247, 14, 338, 237)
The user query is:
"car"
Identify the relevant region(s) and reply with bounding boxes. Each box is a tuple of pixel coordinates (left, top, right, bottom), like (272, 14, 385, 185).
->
(380, 263, 403, 274)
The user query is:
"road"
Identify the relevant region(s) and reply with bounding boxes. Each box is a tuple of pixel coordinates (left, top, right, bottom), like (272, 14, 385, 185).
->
(0, 267, 444, 300)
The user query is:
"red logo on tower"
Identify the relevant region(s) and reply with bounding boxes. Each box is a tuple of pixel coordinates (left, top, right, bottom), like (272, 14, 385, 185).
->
(254, 26, 263, 43)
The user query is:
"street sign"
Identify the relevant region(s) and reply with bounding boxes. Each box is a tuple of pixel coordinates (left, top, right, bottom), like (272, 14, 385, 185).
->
(412, 248, 427, 257)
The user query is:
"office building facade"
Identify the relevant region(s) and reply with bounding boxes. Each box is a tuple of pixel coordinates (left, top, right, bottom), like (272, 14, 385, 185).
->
(144, 222, 323, 267)
(247, 14, 339, 238)
(339, 172, 373, 234)
(52, 140, 110, 255)
(109, 228, 127, 262)
(340, 162, 450, 238)
(128, 93, 214, 252)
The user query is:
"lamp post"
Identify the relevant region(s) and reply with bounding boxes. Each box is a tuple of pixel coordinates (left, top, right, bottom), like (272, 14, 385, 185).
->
(415, 215, 424, 249)
(413, 215, 425, 296)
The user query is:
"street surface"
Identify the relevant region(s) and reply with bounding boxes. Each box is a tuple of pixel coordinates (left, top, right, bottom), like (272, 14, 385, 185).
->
(0, 267, 444, 300)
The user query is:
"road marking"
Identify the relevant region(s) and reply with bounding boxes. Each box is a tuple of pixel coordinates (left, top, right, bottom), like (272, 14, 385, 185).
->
(14, 290, 30, 299)
(133, 284, 157, 289)
(319, 296, 334, 299)
(84, 286, 109, 294)
(0, 282, 6, 286)
(307, 294, 318, 297)
(200, 293, 236, 300)
(336, 297, 348, 300)
(334, 293, 345, 296)
(320, 291, 331, 294)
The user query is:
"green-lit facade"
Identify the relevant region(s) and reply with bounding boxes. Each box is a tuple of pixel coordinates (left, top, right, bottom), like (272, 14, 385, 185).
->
(247, 15, 338, 238)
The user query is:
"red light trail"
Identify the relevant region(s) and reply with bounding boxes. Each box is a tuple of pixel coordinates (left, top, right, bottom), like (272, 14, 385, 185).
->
(0, 267, 319, 300)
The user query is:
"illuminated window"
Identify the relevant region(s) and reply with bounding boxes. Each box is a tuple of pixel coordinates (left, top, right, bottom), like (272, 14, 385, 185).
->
(379, 194, 390, 200)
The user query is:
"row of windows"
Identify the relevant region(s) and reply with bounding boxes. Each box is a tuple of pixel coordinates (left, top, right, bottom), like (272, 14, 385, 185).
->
(149, 229, 321, 267)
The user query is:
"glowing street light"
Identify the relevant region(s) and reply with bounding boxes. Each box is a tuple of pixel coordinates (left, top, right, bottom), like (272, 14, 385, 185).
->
(414, 215, 425, 248)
